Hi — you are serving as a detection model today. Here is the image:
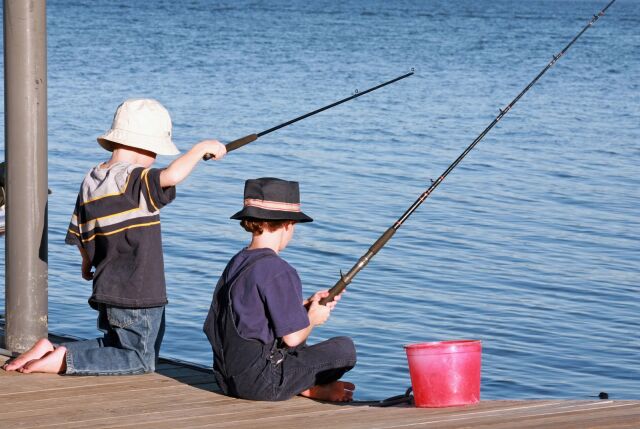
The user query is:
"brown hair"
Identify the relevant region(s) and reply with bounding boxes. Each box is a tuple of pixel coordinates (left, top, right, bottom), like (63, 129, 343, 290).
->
(240, 218, 293, 235)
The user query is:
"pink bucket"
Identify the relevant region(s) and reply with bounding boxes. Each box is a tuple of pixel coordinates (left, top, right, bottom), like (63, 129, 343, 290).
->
(404, 340, 482, 407)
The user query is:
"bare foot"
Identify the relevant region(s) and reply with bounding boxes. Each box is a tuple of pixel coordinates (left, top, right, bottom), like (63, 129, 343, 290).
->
(300, 380, 356, 402)
(2, 338, 55, 371)
(19, 346, 67, 374)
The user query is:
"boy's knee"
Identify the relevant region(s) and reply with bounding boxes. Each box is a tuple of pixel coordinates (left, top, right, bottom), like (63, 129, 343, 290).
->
(140, 353, 157, 373)
(333, 336, 357, 362)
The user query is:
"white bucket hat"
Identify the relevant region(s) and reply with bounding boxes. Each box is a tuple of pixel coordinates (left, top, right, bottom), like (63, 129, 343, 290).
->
(97, 98, 180, 156)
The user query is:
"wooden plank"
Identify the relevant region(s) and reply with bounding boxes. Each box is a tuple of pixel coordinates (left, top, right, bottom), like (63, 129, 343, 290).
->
(2, 365, 638, 429)
(65, 399, 521, 429)
(360, 401, 640, 429)
(0, 370, 181, 393)
(23, 395, 333, 429)
(0, 375, 193, 405)
(0, 371, 232, 428)
(0, 378, 220, 411)
(182, 400, 640, 429)
(2, 331, 639, 429)
(0, 387, 216, 415)
(477, 401, 640, 429)
(0, 371, 164, 392)
(197, 401, 532, 429)
(0, 389, 237, 429)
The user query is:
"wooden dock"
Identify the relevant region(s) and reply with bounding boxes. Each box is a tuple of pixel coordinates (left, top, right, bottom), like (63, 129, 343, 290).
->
(1, 330, 638, 428)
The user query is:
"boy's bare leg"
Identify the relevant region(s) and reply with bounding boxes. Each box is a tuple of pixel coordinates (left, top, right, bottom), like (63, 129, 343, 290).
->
(19, 346, 67, 374)
(300, 380, 356, 402)
(2, 338, 55, 371)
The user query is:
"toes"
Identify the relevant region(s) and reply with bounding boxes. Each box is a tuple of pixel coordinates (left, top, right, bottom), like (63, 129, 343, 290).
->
(4, 362, 23, 372)
(340, 381, 356, 391)
(17, 359, 37, 373)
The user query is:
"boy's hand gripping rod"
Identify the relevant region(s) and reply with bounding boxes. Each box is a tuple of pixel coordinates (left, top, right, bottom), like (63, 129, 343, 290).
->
(320, 0, 616, 305)
(202, 71, 414, 160)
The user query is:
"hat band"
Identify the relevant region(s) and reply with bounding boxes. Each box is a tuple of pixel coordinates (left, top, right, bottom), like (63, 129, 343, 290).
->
(244, 198, 301, 212)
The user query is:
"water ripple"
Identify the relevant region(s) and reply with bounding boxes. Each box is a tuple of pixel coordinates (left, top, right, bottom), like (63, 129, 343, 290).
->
(0, 0, 638, 401)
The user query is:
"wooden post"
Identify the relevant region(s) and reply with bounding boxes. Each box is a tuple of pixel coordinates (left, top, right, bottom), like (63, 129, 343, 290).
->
(3, 0, 48, 352)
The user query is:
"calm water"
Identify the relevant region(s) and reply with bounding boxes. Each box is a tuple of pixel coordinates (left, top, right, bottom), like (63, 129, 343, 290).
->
(1, 0, 638, 401)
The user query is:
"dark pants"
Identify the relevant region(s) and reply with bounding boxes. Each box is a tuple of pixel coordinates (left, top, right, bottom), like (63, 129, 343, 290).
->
(205, 252, 357, 401)
(227, 336, 357, 401)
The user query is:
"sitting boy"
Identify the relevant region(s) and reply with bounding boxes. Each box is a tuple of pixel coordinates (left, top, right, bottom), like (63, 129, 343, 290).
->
(203, 177, 357, 402)
(3, 98, 226, 375)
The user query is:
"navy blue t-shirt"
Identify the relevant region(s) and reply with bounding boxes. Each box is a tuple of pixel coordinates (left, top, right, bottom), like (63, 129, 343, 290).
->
(218, 248, 310, 345)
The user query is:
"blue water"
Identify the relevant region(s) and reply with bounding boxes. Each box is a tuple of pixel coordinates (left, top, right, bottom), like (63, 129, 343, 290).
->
(1, 0, 638, 401)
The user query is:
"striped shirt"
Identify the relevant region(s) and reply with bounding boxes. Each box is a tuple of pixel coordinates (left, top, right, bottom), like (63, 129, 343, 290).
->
(66, 161, 176, 308)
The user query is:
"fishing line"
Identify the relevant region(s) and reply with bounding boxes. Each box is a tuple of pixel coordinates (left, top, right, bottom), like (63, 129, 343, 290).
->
(203, 71, 414, 160)
(320, 0, 617, 305)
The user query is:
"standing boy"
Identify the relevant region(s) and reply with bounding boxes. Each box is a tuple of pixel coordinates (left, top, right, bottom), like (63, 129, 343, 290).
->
(3, 98, 226, 375)
(204, 177, 357, 402)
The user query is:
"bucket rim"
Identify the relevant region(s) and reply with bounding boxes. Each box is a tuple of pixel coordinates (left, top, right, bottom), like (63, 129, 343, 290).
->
(404, 339, 481, 351)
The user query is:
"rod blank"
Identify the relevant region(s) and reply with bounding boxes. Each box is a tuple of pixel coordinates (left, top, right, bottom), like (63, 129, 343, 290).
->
(203, 71, 414, 160)
(320, 0, 616, 305)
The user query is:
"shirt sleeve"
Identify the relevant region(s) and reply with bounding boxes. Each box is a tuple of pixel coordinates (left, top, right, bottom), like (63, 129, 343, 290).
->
(65, 195, 82, 247)
(127, 167, 176, 211)
(261, 269, 310, 338)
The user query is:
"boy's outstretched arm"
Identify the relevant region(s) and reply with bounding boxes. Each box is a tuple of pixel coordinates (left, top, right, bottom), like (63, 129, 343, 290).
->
(160, 140, 226, 188)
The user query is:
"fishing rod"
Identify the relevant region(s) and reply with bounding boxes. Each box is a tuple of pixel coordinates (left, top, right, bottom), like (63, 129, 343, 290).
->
(202, 71, 414, 160)
(320, 0, 616, 305)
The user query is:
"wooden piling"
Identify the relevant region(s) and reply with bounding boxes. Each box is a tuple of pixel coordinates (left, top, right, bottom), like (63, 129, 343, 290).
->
(3, 0, 49, 352)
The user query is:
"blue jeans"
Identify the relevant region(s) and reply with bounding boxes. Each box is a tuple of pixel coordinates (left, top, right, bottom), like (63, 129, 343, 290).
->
(61, 305, 165, 376)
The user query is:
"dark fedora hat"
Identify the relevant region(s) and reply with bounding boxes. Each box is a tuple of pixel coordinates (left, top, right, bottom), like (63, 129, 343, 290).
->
(231, 177, 313, 223)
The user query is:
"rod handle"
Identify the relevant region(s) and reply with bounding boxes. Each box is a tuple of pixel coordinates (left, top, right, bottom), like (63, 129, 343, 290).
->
(202, 133, 259, 160)
(320, 227, 397, 305)
(320, 276, 349, 306)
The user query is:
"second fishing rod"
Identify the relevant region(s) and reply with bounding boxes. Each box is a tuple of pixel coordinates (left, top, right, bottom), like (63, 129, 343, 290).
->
(202, 71, 414, 160)
(320, 0, 616, 305)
